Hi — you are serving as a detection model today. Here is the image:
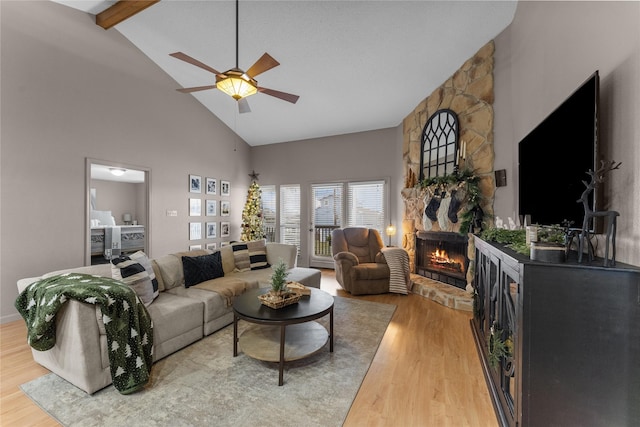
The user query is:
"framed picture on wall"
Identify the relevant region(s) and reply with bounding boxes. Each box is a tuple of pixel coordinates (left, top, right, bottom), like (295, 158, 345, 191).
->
(221, 180, 230, 196)
(189, 244, 202, 251)
(189, 175, 202, 193)
(220, 201, 230, 216)
(206, 222, 217, 238)
(206, 200, 217, 216)
(220, 221, 230, 237)
(220, 241, 229, 247)
(206, 178, 217, 195)
(206, 242, 217, 250)
(189, 198, 201, 216)
(189, 222, 201, 240)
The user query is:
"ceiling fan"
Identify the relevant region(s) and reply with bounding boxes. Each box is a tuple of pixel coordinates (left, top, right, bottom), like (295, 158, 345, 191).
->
(170, 0, 299, 114)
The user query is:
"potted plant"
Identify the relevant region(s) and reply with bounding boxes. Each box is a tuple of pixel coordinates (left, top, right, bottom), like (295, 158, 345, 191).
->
(530, 224, 568, 263)
(259, 259, 302, 309)
(269, 259, 290, 296)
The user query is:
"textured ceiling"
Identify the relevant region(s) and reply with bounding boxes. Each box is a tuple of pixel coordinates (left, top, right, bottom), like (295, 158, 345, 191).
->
(54, 1, 516, 146)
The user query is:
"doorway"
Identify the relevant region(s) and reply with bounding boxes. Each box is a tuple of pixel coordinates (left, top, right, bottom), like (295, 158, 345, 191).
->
(310, 183, 343, 268)
(85, 158, 150, 265)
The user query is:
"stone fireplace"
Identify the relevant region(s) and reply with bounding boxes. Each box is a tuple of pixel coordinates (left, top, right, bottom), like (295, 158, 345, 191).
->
(401, 40, 497, 297)
(416, 231, 469, 289)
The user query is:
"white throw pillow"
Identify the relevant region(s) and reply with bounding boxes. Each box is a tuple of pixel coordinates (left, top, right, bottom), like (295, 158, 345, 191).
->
(90, 210, 116, 226)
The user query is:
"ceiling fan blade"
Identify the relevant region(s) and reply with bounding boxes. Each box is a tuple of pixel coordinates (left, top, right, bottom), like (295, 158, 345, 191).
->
(258, 87, 300, 104)
(177, 85, 217, 93)
(169, 52, 226, 78)
(246, 53, 280, 78)
(238, 98, 251, 114)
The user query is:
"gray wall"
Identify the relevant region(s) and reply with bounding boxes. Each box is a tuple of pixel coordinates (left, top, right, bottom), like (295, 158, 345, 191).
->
(250, 126, 403, 266)
(493, 1, 640, 265)
(0, 1, 251, 322)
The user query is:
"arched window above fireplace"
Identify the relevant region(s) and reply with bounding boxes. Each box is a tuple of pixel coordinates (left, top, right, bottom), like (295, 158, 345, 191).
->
(420, 109, 459, 181)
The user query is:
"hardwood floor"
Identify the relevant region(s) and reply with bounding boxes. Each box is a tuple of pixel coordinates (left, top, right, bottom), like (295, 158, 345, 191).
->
(323, 270, 497, 427)
(0, 315, 55, 426)
(0, 270, 497, 426)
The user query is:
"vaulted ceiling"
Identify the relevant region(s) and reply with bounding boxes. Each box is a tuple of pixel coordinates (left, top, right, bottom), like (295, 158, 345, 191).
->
(54, 1, 517, 146)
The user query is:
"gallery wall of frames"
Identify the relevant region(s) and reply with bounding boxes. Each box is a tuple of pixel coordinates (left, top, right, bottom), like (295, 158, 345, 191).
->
(188, 174, 231, 251)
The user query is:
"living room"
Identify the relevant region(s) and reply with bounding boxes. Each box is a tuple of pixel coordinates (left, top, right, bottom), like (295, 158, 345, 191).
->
(1, 1, 639, 426)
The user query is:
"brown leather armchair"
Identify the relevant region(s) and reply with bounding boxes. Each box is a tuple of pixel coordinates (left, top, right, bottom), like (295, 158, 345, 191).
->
(331, 227, 390, 295)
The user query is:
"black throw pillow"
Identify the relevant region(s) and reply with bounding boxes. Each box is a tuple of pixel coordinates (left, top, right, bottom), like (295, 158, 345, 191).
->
(182, 251, 224, 288)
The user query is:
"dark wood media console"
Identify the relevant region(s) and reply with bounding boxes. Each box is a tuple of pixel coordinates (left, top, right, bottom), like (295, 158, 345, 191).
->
(471, 235, 639, 427)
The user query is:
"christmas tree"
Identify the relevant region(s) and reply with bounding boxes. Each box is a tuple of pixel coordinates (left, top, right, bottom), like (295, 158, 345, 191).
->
(240, 174, 264, 242)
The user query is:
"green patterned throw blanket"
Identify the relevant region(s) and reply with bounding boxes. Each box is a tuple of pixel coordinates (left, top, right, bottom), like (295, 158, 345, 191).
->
(15, 273, 154, 394)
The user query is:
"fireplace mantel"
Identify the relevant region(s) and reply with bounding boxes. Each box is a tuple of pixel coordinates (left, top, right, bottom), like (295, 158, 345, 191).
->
(416, 230, 468, 243)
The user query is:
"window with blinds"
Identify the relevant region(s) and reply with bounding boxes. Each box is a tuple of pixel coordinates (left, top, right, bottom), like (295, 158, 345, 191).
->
(261, 185, 276, 242)
(346, 180, 385, 236)
(280, 184, 300, 252)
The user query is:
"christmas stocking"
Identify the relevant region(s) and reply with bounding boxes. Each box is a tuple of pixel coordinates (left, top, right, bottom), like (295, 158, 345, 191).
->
(447, 189, 462, 223)
(422, 194, 432, 230)
(422, 215, 432, 231)
(438, 194, 452, 231)
(424, 193, 442, 222)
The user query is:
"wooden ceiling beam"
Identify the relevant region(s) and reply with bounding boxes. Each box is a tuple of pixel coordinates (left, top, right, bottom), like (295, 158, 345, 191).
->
(96, 1, 160, 30)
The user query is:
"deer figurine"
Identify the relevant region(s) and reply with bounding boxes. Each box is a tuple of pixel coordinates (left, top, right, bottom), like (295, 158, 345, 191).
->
(577, 160, 621, 266)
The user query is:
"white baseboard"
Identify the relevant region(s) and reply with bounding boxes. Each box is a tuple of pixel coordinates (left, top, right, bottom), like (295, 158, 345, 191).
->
(1, 312, 23, 324)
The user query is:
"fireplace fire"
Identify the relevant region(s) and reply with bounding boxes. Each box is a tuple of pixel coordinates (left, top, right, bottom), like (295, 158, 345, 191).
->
(430, 248, 463, 273)
(416, 231, 468, 289)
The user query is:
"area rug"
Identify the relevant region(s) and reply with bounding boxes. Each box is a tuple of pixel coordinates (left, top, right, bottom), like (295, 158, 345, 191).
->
(21, 296, 395, 427)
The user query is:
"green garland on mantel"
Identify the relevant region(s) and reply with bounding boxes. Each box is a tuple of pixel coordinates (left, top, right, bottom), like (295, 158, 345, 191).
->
(417, 169, 483, 234)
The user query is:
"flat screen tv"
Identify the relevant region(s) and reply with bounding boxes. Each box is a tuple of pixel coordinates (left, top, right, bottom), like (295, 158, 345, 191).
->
(518, 71, 600, 231)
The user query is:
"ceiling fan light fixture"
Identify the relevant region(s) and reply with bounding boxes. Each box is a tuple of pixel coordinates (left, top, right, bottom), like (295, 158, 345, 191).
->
(169, 0, 298, 110)
(216, 69, 258, 100)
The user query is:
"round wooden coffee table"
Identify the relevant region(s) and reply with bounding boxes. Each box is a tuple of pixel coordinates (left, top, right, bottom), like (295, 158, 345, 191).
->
(233, 287, 334, 386)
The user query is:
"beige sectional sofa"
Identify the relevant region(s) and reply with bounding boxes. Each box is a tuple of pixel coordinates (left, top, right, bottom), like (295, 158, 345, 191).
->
(16, 242, 321, 394)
